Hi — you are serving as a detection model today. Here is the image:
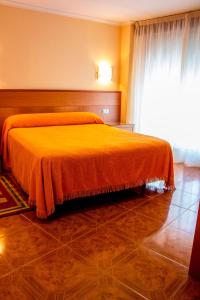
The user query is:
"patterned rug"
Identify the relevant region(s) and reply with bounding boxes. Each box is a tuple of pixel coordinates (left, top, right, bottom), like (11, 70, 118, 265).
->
(0, 174, 31, 218)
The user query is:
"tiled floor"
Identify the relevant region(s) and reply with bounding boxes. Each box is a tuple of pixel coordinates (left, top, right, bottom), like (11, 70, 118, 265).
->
(0, 164, 200, 299)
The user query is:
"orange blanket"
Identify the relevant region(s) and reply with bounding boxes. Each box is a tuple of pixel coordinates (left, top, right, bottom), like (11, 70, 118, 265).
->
(1, 112, 174, 218)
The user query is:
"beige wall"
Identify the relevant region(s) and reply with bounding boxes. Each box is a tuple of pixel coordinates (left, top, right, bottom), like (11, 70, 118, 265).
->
(0, 4, 120, 90)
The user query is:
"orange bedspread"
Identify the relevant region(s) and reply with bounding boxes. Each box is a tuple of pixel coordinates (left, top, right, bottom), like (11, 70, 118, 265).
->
(1, 112, 174, 218)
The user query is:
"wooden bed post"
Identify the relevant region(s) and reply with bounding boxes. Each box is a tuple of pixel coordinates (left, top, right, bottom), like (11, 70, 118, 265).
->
(189, 201, 200, 280)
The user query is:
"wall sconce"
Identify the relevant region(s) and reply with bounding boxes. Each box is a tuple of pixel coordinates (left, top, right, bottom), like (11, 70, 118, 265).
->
(97, 61, 112, 84)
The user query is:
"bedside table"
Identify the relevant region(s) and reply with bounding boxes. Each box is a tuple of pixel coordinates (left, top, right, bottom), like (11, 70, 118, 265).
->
(106, 122, 135, 132)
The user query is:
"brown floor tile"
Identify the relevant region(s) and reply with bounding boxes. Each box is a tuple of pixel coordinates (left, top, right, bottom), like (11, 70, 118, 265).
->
(173, 276, 200, 299)
(135, 181, 166, 198)
(178, 166, 200, 180)
(170, 210, 197, 234)
(108, 210, 163, 242)
(189, 200, 200, 213)
(81, 201, 127, 226)
(0, 214, 32, 238)
(20, 246, 104, 299)
(1, 165, 200, 299)
(110, 189, 148, 211)
(144, 226, 194, 266)
(70, 275, 145, 300)
(174, 163, 185, 183)
(176, 180, 200, 197)
(134, 197, 186, 226)
(1, 225, 60, 268)
(70, 225, 138, 270)
(161, 189, 199, 209)
(0, 273, 39, 300)
(0, 253, 12, 279)
(174, 164, 200, 183)
(24, 210, 97, 244)
(113, 246, 187, 300)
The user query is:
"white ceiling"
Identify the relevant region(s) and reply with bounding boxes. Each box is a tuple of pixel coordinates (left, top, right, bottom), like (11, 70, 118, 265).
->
(0, 0, 200, 24)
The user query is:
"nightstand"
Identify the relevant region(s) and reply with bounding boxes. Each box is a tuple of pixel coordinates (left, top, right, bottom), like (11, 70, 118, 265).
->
(106, 122, 135, 132)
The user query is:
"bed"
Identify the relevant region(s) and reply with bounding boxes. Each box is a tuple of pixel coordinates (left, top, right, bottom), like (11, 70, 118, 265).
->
(0, 111, 174, 218)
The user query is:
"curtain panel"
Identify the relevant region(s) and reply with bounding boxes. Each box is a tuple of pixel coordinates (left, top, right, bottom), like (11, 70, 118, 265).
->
(128, 11, 200, 166)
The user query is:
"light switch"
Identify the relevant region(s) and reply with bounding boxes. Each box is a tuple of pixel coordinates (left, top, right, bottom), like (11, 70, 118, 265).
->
(102, 108, 110, 115)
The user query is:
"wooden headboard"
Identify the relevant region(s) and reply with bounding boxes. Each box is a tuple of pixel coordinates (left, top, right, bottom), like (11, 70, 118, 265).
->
(0, 89, 121, 139)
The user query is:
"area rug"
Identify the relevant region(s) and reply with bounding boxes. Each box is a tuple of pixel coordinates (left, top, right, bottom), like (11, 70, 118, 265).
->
(0, 174, 31, 218)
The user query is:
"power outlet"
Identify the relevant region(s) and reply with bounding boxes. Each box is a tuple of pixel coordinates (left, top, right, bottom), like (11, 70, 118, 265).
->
(102, 108, 110, 115)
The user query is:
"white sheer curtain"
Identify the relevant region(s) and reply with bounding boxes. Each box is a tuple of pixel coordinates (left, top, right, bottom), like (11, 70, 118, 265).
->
(128, 12, 200, 166)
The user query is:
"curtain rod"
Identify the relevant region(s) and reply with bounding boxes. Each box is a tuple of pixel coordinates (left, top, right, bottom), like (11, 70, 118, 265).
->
(132, 9, 200, 26)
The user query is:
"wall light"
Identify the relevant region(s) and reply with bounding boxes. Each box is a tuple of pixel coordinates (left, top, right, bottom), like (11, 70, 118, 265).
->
(97, 61, 112, 85)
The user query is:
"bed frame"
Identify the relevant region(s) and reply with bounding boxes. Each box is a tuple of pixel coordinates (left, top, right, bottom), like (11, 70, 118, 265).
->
(0, 89, 121, 140)
(0, 89, 121, 172)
